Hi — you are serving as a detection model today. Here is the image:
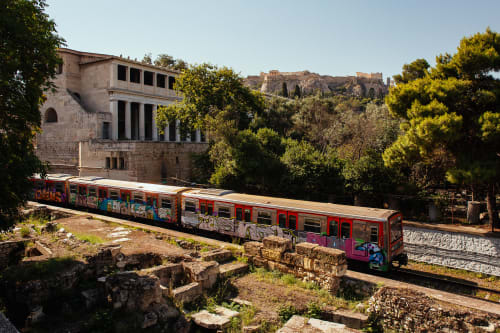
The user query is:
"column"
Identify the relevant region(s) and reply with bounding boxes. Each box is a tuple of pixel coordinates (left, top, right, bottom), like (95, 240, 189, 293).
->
(196, 129, 201, 143)
(152, 105, 158, 141)
(125, 101, 131, 139)
(175, 119, 180, 142)
(165, 125, 169, 142)
(139, 103, 145, 141)
(110, 100, 118, 140)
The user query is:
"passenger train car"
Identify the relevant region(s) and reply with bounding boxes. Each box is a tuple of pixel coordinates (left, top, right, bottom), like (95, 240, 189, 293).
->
(30, 174, 407, 271)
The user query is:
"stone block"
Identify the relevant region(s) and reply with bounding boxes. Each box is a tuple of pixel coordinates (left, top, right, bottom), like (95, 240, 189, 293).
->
(267, 261, 289, 273)
(282, 252, 304, 267)
(243, 242, 263, 257)
(253, 257, 268, 268)
(219, 262, 249, 278)
(295, 242, 318, 257)
(172, 282, 202, 303)
(201, 249, 232, 263)
(312, 246, 346, 265)
(261, 248, 284, 262)
(262, 236, 292, 252)
(191, 310, 231, 330)
(140, 263, 183, 285)
(182, 261, 219, 284)
(303, 257, 316, 271)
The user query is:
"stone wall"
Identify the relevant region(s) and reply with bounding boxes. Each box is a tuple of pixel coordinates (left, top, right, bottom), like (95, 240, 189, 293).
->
(0, 240, 26, 270)
(244, 236, 346, 293)
(403, 226, 500, 276)
(368, 287, 499, 332)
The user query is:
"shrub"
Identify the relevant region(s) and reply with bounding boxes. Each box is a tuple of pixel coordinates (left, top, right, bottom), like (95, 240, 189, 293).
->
(20, 227, 31, 238)
(278, 304, 298, 322)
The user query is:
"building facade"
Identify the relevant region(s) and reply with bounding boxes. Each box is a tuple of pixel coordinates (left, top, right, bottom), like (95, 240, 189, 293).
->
(36, 48, 208, 184)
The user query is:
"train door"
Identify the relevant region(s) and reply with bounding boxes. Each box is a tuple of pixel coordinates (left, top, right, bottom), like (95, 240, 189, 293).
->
(287, 211, 298, 230)
(120, 190, 131, 215)
(235, 205, 252, 222)
(277, 210, 287, 229)
(145, 193, 158, 220)
(327, 217, 339, 238)
(199, 199, 214, 216)
(98, 187, 108, 211)
(77, 184, 87, 207)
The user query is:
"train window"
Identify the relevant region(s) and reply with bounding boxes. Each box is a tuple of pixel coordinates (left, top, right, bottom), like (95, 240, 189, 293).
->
(370, 226, 379, 243)
(288, 215, 296, 230)
(69, 185, 77, 194)
(236, 208, 243, 221)
(185, 201, 196, 212)
(146, 196, 155, 206)
(55, 183, 64, 192)
(163, 198, 172, 208)
(78, 186, 86, 195)
(279, 214, 287, 228)
(304, 218, 321, 234)
(133, 194, 144, 204)
(99, 189, 107, 198)
(88, 188, 97, 197)
(207, 203, 213, 216)
(257, 211, 272, 225)
(244, 209, 251, 222)
(218, 207, 231, 218)
(109, 191, 119, 200)
(329, 220, 338, 237)
(341, 222, 351, 239)
(200, 203, 206, 214)
(352, 220, 366, 240)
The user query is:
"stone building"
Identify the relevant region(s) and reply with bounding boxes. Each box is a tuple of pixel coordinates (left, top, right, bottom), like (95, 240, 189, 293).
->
(36, 48, 208, 184)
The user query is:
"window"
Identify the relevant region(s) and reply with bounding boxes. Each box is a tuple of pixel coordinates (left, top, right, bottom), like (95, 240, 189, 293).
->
(56, 63, 63, 74)
(341, 222, 351, 239)
(119, 157, 125, 170)
(390, 215, 402, 243)
(289, 215, 296, 230)
(102, 122, 110, 139)
(133, 194, 144, 203)
(169, 121, 176, 141)
(106, 157, 111, 169)
(112, 157, 117, 169)
(45, 108, 58, 123)
(207, 203, 213, 216)
(121, 192, 130, 202)
(168, 76, 176, 89)
(185, 201, 196, 212)
(279, 214, 287, 228)
(157, 74, 166, 88)
(118, 65, 127, 81)
(145, 104, 153, 140)
(144, 71, 154, 85)
(236, 208, 242, 221)
(201, 203, 206, 214)
(146, 196, 155, 206)
(370, 226, 379, 243)
(69, 185, 77, 194)
(118, 101, 126, 139)
(353, 220, 366, 240)
(88, 188, 96, 197)
(131, 102, 140, 140)
(257, 211, 272, 225)
(244, 209, 251, 222)
(161, 198, 171, 209)
(130, 68, 141, 83)
(110, 191, 119, 200)
(99, 189, 107, 198)
(78, 186, 86, 196)
(218, 207, 231, 218)
(190, 130, 197, 142)
(329, 220, 338, 237)
(304, 218, 321, 233)
(55, 183, 64, 193)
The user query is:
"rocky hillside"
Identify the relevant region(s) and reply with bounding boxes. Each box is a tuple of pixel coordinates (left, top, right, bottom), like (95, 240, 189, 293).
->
(245, 70, 389, 98)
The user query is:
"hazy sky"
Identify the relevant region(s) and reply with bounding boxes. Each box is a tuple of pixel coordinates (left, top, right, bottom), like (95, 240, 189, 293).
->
(45, 0, 500, 80)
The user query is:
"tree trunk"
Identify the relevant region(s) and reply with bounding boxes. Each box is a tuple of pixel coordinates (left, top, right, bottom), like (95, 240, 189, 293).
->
(486, 183, 499, 232)
(467, 201, 480, 224)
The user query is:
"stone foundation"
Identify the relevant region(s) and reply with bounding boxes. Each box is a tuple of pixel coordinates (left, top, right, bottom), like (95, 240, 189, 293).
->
(244, 236, 347, 293)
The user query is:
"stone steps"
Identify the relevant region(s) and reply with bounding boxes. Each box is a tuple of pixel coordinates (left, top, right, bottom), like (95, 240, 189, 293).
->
(219, 261, 249, 278)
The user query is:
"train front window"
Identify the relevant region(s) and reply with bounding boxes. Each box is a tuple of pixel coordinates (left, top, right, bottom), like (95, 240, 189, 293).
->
(341, 222, 351, 239)
(304, 218, 321, 234)
(279, 214, 287, 228)
(390, 215, 403, 243)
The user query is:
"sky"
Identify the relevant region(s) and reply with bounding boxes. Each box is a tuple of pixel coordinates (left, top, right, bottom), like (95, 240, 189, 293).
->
(45, 0, 500, 81)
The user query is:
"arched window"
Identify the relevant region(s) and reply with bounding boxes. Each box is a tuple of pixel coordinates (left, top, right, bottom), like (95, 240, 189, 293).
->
(45, 108, 58, 123)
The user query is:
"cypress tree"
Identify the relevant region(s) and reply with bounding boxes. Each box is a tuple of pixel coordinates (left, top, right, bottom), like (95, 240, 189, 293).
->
(294, 85, 301, 98)
(281, 82, 288, 98)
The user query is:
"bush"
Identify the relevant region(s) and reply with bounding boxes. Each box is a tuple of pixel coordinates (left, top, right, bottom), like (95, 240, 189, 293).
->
(20, 227, 31, 238)
(278, 304, 298, 322)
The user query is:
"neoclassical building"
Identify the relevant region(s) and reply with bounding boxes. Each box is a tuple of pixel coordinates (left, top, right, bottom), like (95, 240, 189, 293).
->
(36, 48, 208, 183)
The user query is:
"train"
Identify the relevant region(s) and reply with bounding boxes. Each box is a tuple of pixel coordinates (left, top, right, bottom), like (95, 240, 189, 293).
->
(30, 173, 408, 271)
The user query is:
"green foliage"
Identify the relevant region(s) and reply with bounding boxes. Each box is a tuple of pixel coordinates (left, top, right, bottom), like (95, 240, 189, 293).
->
(153, 53, 188, 71)
(384, 28, 500, 226)
(2, 256, 77, 283)
(278, 303, 298, 322)
(305, 301, 323, 319)
(0, 0, 64, 226)
(20, 226, 31, 238)
(293, 84, 301, 98)
(141, 52, 152, 64)
(72, 232, 105, 244)
(281, 82, 288, 97)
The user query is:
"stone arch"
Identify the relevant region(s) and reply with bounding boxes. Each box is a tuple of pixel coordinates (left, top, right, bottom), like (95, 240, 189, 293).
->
(45, 108, 58, 123)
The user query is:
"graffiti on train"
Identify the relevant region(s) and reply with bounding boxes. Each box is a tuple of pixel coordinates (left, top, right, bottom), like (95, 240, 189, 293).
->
(35, 189, 66, 203)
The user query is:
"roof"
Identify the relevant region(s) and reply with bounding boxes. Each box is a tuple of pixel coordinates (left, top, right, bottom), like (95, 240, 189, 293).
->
(32, 174, 76, 181)
(184, 189, 397, 221)
(68, 177, 189, 195)
(58, 48, 180, 75)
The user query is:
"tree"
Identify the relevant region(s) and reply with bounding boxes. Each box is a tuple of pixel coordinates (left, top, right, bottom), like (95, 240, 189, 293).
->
(293, 84, 301, 98)
(392, 58, 430, 84)
(142, 52, 152, 64)
(154, 54, 175, 68)
(156, 63, 265, 139)
(384, 29, 500, 228)
(0, 0, 64, 223)
(281, 82, 288, 98)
